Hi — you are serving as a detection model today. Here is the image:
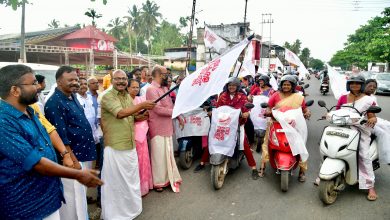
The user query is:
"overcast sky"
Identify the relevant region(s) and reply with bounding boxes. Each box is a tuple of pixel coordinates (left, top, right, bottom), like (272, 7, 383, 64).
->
(0, 0, 389, 61)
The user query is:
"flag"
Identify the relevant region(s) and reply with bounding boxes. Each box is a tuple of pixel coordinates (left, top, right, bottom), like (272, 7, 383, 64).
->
(284, 48, 309, 80)
(232, 61, 254, 78)
(242, 41, 256, 76)
(185, 67, 189, 77)
(326, 64, 348, 100)
(204, 26, 228, 53)
(172, 38, 250, 118)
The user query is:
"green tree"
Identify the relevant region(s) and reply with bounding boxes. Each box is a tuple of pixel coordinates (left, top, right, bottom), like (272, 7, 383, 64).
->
(1, 0, 107, 10)
(151, 20, 184, 55)
(125, 5, 142, 54)
(308, 58, 324, 70)
(139, 0, 162, 54)
(107, 17, 124, 40)
(299, 47, 311, 67)
(84, 8, 102, 26)
(48, 19, 60, 29)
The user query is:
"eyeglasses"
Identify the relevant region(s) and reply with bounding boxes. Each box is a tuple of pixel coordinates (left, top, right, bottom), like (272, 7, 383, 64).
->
(113, 77, 128, 81)
(18, 81, 39, 86)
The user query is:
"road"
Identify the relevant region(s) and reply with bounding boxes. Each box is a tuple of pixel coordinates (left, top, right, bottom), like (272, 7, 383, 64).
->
(90, 77, 390, 220)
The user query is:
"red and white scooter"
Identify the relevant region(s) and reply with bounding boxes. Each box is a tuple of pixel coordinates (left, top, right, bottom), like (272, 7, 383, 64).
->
(261, 100, 314, 192)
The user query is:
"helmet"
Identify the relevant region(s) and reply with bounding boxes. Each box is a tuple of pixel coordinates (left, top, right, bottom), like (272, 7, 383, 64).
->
(258, 75, 271, 87)
(226, 77, 241, 86)
(279, 75, 297, 92)
(346, 75, 365, 92)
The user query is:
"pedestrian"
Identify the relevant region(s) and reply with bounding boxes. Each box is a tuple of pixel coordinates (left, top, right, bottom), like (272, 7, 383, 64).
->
(146, 66, 182, 192)
(103, 67, 114, 90)
(35, 74, 46, 114)
(0, 64, 102, 220)
(132, 68, 142, 81)
(45, 66, 97, 220)
(140, 66, 149, 85)
(128, 79, 154, 196)
(101, 70, 155, 219)
(140, 67, 153, 96)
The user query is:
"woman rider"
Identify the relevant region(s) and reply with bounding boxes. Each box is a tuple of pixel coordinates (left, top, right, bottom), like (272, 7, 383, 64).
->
(259, 75, 311, 181)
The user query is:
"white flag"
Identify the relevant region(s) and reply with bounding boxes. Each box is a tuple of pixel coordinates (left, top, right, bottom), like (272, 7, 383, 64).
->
(172, 38, 249, 118)
(326, 64, 348, 100)
(242, 41, 256, 76)
(204, 26, 228, 53)
(284, 48, 309, 80)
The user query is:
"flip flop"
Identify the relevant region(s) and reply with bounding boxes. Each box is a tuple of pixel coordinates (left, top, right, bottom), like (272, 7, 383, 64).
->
(258, 167, 266, 178)
(367, 193, 377, 201)
(155, 188, 164, 193)
(298, 172, 306, 182)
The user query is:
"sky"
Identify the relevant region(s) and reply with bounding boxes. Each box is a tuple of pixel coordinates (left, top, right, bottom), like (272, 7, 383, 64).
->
(0, 0, 389, 62)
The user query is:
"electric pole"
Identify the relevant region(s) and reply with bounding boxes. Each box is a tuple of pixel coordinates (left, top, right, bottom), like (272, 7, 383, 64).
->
(243, 0, 248, 38)
(260, 13, 273, 72)
(185, 0, 196, 72)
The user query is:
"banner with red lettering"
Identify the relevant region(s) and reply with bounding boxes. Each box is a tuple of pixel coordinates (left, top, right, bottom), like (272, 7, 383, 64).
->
(172, 38, 249, 118)
(208, 106, 240, 157)
(250, 95, 269, 130)
(204, 26, 228, 53)
(174, 108, 211, 139)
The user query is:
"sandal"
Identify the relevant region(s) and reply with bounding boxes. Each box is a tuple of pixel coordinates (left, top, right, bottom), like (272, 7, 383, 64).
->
(155, 188, 164, 192)
(258, 167, 266, 178)
(367, 190, 377, 201)
(298, 172, 306, 182)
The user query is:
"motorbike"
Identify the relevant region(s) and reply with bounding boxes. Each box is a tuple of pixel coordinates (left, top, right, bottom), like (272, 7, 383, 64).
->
(174, 108, 210, 169)
(209, 103, 254, 190)
(317, 100, 381, 205)
(261, 99, 314, 192)
(306, 73, 311, 80)
(320, 77, 329, 95)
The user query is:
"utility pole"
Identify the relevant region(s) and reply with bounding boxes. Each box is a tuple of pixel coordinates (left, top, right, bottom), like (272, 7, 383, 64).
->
(260, 13, 273, 72)
(185, 0, 196, 72)
(243, 0, 248, 38)
(20, 1, 26, 63)
(259, 13, 264, 68)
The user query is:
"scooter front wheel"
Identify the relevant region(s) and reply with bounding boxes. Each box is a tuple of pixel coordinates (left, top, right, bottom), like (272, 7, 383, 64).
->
(319, 180, 338, 205)
(179, 147, 194, 170)
(280, 170, 289, 192)
(211, 163, 226, 190)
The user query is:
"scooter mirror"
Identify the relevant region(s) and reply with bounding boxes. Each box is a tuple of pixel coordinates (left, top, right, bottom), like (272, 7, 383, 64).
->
(244, 103, 255, 109)
(306, 100, 314, 107)
(318, 100, 326, 107)
(304, 84, 310, 89)
(260, 102, 269, 108)
(367, 106, 381, 114)
(299, 81, 305, 85)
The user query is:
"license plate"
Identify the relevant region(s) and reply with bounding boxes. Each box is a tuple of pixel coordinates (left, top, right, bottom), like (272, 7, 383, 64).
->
(326, 131, 349, 138)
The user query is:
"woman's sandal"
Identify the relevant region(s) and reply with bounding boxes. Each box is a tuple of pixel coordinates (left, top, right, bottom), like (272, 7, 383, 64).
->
(258, 167, 266, 178)
(298, 172, 306, 182)
(155, 188, 164, 192)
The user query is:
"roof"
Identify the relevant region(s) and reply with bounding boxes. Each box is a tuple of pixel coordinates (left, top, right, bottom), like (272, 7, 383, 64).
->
(0, 26, 80, 44)
(61, 25, 118, 42)
(0, 62, 59, 70)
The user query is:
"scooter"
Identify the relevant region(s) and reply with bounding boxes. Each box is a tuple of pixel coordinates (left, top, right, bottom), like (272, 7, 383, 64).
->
(174, 108, 210, 169)
(320, 77, 329, 95)
(209, 103, 254, 190)
(261, 99, 314, 192)
(317, 100, 381, 205)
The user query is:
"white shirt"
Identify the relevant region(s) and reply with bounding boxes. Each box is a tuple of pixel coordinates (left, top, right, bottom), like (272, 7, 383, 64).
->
(140, 82, 151, 96)
(77, 93, 101, 144)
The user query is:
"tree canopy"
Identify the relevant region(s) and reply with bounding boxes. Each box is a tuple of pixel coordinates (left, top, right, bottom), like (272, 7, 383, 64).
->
(330, 7, 390, 70)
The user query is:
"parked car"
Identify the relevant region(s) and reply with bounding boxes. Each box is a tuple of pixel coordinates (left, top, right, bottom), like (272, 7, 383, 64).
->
(360, 71, 376, 80)
(372, 73, 390, 95)
(0, 62, 58, 95)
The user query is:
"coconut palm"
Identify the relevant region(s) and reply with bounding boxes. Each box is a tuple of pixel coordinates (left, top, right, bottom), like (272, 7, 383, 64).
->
(48, 19, 60, 29)
(84, 8, 102, 26)
(107, 17, 124, 40)
(125, 5, 141, 53)
(139, 0, 162, 54)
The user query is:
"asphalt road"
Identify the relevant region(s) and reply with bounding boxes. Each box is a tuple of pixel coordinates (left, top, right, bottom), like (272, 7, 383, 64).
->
(137, 77, 390, 220)
(89, 77, 390, 220)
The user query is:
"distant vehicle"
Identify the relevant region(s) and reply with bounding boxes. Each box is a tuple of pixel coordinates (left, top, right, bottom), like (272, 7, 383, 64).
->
(360, 71, 377, 80)
(371, 73, 390, 95)
(0, 62, 58, 95)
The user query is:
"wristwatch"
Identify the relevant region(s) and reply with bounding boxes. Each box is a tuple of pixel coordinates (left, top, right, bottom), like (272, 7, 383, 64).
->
(60, 150, 70, 158)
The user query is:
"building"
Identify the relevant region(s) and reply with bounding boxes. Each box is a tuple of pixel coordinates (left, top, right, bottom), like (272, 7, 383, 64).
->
(163, 46, 196, 71)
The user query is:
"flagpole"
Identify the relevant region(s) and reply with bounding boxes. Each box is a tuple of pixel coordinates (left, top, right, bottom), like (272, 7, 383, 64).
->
(139, 84, 180, 114)
(235, 34, 255, 78)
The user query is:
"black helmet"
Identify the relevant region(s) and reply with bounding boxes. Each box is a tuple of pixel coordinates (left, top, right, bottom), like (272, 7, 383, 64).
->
(279, 75, 297, 92)
(346, 75, 365, 92)
(224, 77, 241, 92)
(258, 75, 271, 87)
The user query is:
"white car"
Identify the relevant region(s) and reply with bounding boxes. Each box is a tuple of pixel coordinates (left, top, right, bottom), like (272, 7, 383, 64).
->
(0, 62, 58, 95)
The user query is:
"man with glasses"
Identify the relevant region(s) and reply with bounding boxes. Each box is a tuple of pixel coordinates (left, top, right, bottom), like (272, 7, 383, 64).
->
(45, 66, 96, 220)
(100, 69, 155, 219)
(0, 64, 102, 220)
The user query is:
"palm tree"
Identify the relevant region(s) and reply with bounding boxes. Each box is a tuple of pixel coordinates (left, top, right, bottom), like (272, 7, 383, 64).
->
(107, 17, 124, 40)
(84, 8, 102, 26)
(48, 19, 60, 29)
(139, 0, 162, 54)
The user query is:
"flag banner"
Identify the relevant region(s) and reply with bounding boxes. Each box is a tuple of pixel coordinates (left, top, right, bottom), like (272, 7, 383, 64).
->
(250, 95, 269, 130)
(326, 64, 348, 100)
(174, 108, 210, 139)
(285, 48, 309, 80)
(204, 26, 228, 53)
(242, 41, 256, 76)
(172, 38, 249, 118)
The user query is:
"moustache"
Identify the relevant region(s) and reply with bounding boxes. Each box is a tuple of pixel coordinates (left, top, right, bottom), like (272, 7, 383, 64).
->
(69, 84, 79, 88)
(117, 83, 127, 86)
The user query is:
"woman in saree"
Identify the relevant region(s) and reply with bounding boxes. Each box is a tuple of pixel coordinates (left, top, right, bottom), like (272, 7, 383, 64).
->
(128, 79, 153, 196)
(259, 75, 311, 181)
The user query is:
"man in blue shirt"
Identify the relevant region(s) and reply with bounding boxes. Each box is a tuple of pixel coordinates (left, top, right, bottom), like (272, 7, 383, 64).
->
(45, 66, 97, 219)
(0, 64, 103, 219)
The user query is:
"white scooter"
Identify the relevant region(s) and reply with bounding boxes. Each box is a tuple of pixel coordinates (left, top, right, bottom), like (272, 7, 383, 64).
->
(317, 100, 381, 205)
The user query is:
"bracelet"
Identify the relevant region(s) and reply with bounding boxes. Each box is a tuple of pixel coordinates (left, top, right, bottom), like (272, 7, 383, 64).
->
(60, 150, 70, 158)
